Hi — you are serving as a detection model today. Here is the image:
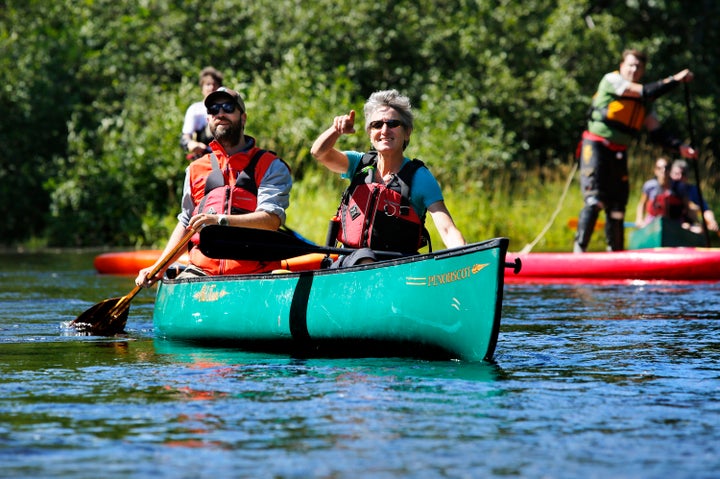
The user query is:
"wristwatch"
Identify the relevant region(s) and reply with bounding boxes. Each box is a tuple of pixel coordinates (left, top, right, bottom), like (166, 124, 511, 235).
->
(217, 214, 229, 226)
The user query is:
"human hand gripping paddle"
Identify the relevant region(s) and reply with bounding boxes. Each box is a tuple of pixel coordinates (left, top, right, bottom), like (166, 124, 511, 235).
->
(70, 226, 198, 336)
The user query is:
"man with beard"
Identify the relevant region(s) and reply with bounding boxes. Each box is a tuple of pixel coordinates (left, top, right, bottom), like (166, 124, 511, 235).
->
(135, 87, 292, 285)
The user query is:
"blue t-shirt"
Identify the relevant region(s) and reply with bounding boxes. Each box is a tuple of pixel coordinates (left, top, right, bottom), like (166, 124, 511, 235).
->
(685, 183, 708, 211)
(342, 151, 444, 217)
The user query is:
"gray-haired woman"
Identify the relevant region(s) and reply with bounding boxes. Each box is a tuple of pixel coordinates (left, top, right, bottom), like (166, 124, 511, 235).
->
(311, 89, 465, 266)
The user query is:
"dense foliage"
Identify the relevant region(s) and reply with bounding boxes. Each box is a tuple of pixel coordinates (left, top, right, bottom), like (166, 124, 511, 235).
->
(1, 0, 718, 246)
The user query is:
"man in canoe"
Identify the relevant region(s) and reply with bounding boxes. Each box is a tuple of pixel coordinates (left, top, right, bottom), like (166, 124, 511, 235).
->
(670, 159, 719, 233)
(574, 49, 696, 253)
(136, 87, 292, 286)
(311, 89, 465, 267)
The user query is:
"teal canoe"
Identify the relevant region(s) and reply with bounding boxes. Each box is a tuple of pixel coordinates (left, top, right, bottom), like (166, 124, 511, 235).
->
(153, 237, 510, 362)
(628, 217, 706, 250)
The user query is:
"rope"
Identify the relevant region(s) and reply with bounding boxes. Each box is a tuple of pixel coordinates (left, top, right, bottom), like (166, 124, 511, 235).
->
(519, 161, 578, 254)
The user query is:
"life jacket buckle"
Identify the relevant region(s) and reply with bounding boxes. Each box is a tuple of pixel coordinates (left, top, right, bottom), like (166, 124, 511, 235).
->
(349, 205, 360, 220)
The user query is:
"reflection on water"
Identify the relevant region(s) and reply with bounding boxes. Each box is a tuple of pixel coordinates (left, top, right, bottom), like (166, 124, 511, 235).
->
(1, 252, 719, 478)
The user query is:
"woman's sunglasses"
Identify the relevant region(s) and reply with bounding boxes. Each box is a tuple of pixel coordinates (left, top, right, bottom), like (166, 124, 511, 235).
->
(207, 102, 238, 115)
(369, 119, 404, 130)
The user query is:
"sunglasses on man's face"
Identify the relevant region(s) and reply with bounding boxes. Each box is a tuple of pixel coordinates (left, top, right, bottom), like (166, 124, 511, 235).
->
(369, 119, 404, 130)
(207, 102, 238, 115)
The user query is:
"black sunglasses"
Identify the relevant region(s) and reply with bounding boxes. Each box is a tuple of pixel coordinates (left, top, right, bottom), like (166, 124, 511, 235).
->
(369, 119, 404, 130)
(207, 102, 238, 115)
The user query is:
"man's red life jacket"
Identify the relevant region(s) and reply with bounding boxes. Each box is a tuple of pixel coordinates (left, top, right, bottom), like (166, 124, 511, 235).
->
(188, 146, 284, 275)
(334, 151, 428, 253)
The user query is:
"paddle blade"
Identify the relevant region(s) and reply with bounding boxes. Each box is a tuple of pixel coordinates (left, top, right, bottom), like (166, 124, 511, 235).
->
(70, 297, 129, 336)
(199, 225, 321, 261)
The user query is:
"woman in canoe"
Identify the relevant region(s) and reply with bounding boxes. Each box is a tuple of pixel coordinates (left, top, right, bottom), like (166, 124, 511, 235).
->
(311, 89, 465, 267)
(635, 157, 692, 228)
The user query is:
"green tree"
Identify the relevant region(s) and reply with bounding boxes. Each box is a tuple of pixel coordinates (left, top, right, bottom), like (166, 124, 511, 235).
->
(0, 0, 717, 247)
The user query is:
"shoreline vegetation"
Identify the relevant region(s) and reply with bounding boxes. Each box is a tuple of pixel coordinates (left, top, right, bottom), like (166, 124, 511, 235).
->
(3, 2, 718, 251)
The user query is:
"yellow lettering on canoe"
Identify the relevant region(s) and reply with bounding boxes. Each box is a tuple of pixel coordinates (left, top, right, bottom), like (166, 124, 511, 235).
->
(407, 263, 489, 287)
(193, 284, 229, 302)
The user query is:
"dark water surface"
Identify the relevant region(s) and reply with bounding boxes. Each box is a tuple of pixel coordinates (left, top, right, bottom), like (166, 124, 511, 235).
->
(1, 251, 718, 478)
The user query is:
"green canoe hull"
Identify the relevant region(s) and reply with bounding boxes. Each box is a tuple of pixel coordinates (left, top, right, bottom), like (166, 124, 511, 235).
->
(629, 217, 706, 250)
(153, 238, 509, 362)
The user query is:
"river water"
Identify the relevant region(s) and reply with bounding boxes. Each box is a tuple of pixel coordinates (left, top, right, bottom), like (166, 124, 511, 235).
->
(1, 251, 718, 478)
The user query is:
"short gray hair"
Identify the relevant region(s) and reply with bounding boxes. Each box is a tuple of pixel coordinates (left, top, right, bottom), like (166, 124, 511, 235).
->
(672, 159, 689, 175)
(363, 89, 414, 133)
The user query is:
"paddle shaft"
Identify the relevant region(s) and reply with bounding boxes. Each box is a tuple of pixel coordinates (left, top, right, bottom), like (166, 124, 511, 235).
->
(144, 227, 198, 283)
(108, 228, 194, 315)
(683, 83, 710, 247)
(199, 225, 406, 261)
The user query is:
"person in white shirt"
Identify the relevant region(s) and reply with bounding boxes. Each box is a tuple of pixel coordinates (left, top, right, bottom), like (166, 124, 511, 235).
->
(180, 66, 223, 160)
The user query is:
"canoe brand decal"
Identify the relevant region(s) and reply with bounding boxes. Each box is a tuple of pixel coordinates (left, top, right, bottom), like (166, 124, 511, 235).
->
(406, 263, 489, 286)
(193, 284, 229, 302)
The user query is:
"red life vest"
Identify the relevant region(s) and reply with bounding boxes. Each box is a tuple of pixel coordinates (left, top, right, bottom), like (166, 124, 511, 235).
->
(646, 187, 686, 220)
(188, 146, 285, 275)
(334, 152, 428, 253)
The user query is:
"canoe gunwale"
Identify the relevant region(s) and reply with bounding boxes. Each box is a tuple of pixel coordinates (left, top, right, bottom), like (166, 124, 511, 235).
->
(161, 237, 510, 285)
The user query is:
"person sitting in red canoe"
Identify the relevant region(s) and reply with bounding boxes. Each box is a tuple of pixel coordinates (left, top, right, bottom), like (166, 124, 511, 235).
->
(635, 157, 693, 229)
(670, 159, 719, 233)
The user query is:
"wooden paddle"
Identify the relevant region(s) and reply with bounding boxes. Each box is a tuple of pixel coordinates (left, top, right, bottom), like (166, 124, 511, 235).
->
(199, 225, 407, 261)
(70, 227, 197, 336)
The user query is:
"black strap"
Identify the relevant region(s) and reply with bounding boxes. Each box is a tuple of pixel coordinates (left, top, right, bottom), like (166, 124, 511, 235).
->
(204, 153, 225, 196)
(204, 149, 269, 196)
(234, 149, 268, 196)
(393, 158, 426, 216)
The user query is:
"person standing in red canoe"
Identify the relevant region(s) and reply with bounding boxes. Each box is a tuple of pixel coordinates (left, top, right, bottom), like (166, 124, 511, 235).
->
(574, 49, 696, 252)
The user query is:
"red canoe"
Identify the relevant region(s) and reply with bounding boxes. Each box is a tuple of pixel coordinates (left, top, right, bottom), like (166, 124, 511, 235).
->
(504, 247, 720, 283)
(93, 250, 331, 275)
(93, 250, 178, 275)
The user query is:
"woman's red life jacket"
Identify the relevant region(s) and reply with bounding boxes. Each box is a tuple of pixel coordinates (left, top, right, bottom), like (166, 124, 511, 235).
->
(646, 186, 686, 221)
(334, 152, 428, 253)
(188, 147, 283, 275)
